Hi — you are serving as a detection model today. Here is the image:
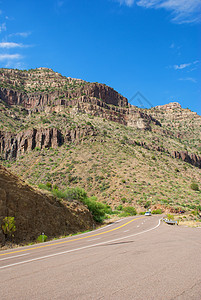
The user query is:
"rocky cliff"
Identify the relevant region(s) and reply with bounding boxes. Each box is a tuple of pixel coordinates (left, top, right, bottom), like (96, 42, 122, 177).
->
(172, 150, 201, 169)
(0, 68, 128, 108)
(0, 124, 97, 160)
(0, 165, 93, 245)
(0, 68, 201, 171)
(0, 68, 161, 131)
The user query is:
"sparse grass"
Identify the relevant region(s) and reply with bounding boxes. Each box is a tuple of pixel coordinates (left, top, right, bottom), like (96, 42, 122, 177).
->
(1, 77, 201, 214)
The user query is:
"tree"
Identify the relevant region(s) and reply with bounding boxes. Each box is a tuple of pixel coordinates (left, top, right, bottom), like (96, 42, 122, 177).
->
(1, 217, 16, 241)
(190, 183, 199, 191)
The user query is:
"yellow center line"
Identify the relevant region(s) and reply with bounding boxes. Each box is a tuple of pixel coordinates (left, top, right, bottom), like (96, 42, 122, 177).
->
(0, 216, 145, 257)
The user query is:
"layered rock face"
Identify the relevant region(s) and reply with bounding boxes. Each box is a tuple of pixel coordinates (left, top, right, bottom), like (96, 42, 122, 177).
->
(70, 97, 161, 129)
(0, 68, 128, 109)
(125, 139, 201, 169)
(0, 125, 97, 160)
(0, 128, 63, 160)
(0, 68, 160, 131)
(0, 68, 200, 170)
(155, 102, 182, 110)
(172, 151, 201, 169)
(0, 165, 93, 245)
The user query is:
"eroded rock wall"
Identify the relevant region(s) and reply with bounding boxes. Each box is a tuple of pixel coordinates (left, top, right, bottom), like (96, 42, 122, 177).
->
(0, 125, 97, 160)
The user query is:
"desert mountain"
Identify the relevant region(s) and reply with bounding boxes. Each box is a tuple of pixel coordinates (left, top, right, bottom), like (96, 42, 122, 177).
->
(0, 68, 201, 215)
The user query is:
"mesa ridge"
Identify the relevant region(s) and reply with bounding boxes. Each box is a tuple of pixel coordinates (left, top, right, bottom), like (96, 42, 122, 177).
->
(0, 67, 201, 218)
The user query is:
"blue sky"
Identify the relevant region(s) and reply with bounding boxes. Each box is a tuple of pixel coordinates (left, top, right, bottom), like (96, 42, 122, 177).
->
(0, 0, 201, 114)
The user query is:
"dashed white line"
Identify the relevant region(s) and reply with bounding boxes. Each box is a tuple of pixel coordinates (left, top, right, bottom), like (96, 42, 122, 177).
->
(124, 230, 129, 233)
(0, 219, 161, 270)
(0, 253, 29, 261)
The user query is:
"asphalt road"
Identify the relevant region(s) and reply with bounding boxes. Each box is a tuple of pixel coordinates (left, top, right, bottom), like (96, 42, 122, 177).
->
(0, 216, 201, 299)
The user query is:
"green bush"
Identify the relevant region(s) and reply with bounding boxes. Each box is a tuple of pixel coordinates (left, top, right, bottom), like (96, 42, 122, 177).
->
(53, 184, 58, 190)
(52, 187, 87, 202)
(117, 204, 123, 211)
(190, 183, 199, 191)
(166, 214, 174, 221)
(152, 209, 163, 214)
(38, 183, 51, 191)
(40, 184, 110, 223)
(37, 234, 47, 243)
(82, 197, 108, 223)
(139, 212, 145, 215)
(121, 197, 127, 203)
(144, 201, 151, 209)
(119, 212, 131, 217)
(191, 210, 198, 216)
(1, 216, 16, 239)
(122, 206, 137, 216)
(46, 182, 52, 189)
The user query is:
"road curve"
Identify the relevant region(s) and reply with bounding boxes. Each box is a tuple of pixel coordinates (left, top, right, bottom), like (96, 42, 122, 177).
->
(0, 215, 201, 299)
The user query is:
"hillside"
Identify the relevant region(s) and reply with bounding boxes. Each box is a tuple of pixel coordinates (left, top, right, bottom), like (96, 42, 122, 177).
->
(0, 165, 93, 246)
(0, 68, 201, 215)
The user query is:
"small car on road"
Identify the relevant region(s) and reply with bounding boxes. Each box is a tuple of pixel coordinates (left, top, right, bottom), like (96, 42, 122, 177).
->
(145, 211, 152, 216)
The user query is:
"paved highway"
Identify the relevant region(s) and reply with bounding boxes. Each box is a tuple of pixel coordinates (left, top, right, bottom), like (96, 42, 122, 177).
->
(0, 216, 201, 299)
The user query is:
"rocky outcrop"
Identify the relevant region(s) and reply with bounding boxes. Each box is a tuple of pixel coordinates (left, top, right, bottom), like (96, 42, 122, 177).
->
(84, 82, 128, 107)
(0, 125, 97, 160)
(126, 108, 161, 130)
(0, 68, 164, 132)
(124, 139, 201, 169)
(0, 165, 93, 245)
(0, 78, 128, 110)
(0, 86, 160, 130)
(155, 102, 182, 110)
(172, 151, 201, 169)
(0, 128, 63, 160)
(69, 96, 161, 130)
(0, 86, 129, 113)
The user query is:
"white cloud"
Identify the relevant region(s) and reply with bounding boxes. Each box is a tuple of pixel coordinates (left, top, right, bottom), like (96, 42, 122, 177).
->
(0, 54, 22, 61)
(173, 61, 199, 70)
(116, 0, 201, 23)
(5, 61, 26, 69)
(179, 77, 197, 83)
(158, 0, 201, 23)
(0, 42, 27, 49)
(9, 31, 31, 38)
(174, 63, 191, 70)
(117, 0, 135, 6)
(0, 23, 6, 33)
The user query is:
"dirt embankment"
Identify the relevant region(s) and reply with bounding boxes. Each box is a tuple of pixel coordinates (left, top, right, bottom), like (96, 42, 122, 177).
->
(0, 165, 93, 246)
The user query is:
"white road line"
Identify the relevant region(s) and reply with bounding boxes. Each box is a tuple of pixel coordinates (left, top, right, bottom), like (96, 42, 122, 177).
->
(0, 219, 161, 270)
(124, 230, 129, 233)
(0, 253, 29, 261)
(115, 220, 123, 223)
(0, 220, 129, 254)
(137, 225, 140, 228)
